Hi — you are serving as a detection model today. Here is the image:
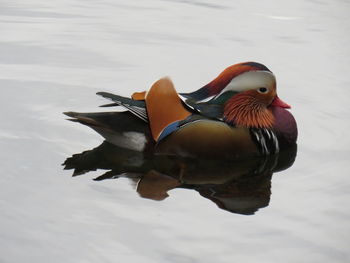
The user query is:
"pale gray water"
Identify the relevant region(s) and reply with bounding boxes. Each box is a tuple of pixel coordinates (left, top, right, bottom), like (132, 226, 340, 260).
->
(1, 0, 350, 262)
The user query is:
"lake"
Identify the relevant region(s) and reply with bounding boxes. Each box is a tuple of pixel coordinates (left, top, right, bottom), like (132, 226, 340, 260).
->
(1, 0, 349, 262)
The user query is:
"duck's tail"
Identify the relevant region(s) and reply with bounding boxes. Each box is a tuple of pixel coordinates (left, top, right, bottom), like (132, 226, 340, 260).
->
(64, 111, 152, 152)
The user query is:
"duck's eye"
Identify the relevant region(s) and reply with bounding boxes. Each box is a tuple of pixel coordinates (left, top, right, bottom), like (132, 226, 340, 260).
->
(257, 87, 268, 94)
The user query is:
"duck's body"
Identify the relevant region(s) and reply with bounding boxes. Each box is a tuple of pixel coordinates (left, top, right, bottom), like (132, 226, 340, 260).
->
(65, 62, 297, 158)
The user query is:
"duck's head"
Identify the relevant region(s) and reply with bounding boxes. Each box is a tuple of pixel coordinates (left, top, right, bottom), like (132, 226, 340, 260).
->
(183, 62, 291, 129)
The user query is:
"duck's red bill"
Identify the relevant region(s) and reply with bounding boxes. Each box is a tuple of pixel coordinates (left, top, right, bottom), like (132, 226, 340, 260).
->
(271, 96, 291, 109)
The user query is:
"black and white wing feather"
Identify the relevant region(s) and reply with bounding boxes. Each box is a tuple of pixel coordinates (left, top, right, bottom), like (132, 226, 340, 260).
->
(97, 92, 148, 122)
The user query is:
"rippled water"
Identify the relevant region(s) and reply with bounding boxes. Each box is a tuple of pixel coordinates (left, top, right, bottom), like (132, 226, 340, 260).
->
(1, 0, 350, 262)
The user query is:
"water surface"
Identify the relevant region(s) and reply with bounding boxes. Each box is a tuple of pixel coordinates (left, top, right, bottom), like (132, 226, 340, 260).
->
(1, 0, 350, 262)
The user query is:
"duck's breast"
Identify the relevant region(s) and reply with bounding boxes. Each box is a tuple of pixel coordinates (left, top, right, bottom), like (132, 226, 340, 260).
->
(272, 107, 298, 147)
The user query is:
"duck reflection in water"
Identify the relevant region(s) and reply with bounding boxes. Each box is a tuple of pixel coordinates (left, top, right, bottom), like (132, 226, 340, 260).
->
(63, 142, 297, 215)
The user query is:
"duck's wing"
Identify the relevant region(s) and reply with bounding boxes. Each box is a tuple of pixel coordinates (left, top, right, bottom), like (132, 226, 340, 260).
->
(96, 92, 148, 122)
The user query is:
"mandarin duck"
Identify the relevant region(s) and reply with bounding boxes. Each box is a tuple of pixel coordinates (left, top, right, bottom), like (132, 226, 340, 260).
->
(65, 62, 297, 158)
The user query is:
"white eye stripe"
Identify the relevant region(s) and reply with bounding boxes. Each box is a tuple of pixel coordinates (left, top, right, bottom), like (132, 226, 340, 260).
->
(217, 71, 276, 96)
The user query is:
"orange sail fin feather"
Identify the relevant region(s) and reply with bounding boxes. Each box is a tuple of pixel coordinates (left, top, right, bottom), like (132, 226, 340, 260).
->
(145, 78, 191, 141)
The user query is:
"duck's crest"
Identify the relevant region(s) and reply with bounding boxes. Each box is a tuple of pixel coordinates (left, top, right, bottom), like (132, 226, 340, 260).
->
(181, 61, 272, 101)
